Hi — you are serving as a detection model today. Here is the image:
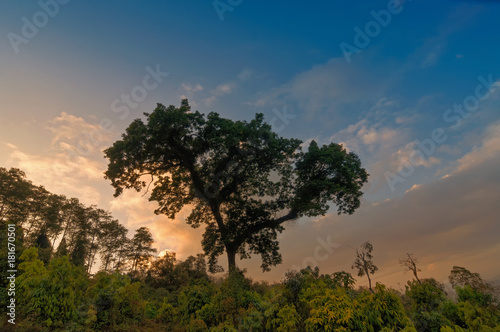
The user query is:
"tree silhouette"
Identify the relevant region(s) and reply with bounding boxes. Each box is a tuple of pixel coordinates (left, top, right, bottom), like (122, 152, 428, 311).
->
(351, 241, 378, 292)
(34, 230, 52, 265)
(449, 266, 493, 294)
(129, 227, 157, 273)
(104, 100, 368, 272)
(400, 253, 421, 284)
(99, 219, 128, 271)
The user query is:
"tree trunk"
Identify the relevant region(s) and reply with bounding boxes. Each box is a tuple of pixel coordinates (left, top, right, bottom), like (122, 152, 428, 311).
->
(414, 271, 421, 284)
(366, 269, 373, 293)
(227, 248, 236, 272)
(57, 216, 73, 248)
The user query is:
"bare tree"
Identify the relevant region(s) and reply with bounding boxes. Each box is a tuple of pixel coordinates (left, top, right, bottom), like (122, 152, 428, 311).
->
(400, 253, 421, 284)
(351, 241, 378, 292)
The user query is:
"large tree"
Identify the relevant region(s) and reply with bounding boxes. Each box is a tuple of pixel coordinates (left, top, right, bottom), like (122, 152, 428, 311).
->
(104, 100, 368, 272)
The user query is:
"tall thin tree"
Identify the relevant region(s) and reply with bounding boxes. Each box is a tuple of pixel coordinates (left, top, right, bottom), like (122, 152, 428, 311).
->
(351, 241, 378, 292)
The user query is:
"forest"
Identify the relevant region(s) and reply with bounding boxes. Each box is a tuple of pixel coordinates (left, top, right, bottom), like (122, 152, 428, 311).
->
(1, 101, 499, 331)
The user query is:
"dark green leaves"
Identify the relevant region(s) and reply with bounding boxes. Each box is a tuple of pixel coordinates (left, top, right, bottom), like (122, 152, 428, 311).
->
(104, 100, 369, 272)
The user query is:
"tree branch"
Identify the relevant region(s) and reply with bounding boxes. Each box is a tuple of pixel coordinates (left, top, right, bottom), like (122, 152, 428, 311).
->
(232, 209, 299, 248)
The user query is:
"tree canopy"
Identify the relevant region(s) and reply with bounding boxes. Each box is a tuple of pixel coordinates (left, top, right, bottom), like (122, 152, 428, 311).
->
(104, 99, 369, 272)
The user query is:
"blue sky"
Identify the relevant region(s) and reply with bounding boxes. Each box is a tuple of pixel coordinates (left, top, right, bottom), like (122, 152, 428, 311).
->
(1, 1, 500, 287)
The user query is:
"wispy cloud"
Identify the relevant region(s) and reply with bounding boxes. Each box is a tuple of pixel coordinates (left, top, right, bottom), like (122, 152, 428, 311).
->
(181, 83, 204, 92)
(3, 113, 114, 205)
(252, 58, 385, 121)
(203, 69, 252, 107)
(448, 121, 500, 175)
(5, 145, 103, 205)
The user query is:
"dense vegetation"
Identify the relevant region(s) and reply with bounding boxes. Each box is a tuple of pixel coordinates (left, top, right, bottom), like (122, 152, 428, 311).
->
(1, 167, 499, 331)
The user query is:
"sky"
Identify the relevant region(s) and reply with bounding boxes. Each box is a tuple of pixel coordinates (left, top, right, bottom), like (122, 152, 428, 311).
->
(1, 0, 500, 289)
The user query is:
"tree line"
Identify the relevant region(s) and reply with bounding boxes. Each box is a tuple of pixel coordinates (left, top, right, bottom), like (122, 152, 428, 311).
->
(4, 243, 500, 331)
(0, 167, 156, 277)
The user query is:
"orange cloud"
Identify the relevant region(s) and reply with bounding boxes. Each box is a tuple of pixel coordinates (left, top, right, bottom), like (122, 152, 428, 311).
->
(109, 189, 204, 260)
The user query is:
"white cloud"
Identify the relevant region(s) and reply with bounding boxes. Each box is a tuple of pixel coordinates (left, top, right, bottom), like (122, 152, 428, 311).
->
(251, 58, 384, 119)
(451, 121, 500, 174)
(215, 82, 236, 96)
(6, 148, 103, 205)
(405, 183, 421, 193)
(3, 113, 115, 205)
(204, 96, 217, 107)
(46, 112, 114, 158)
(181, 83, 203, 92)
(421, 44, 444, 68)
(47, 112, 110, 145)
(4, 142, 18, 149)
(391, 141, 441, 169)
(237, 69, 252, 81)
(358, 126, 399, 146)
(202, 69, 248, 107)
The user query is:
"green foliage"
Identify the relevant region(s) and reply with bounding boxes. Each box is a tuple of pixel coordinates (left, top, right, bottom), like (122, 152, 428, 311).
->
(240, 304, 265, 331)
(405, 278, 449, 331)
(305, 282, 415, 331)
(328, 271, 357, 290)
(85, 306, 97, 327)
(283, 267, 320, 304)
(456, 284, 494, 307)
(8, 249, 500, 331)
(406, 279, 447, 313)
(17, 247, 47, 316)
(85, 271, 147, 329)
(34, 231, 52, 265)
(145, 301, 158, 320)
(210, 320, 238, 331)
(446, 267, 500, 330)
(179, 281, 214, 323)
(146, 251, 209, 291)
(265, 304, 300, 331)
(456, 300, 500, 330)
(358, 284, 416, 330)
(187, 318, 209, 331)
(305, 285, 362, 331)
(455, 292, 500, 330)
(157, 299, 176, 323)
(440, 326, 465, 332)
(17, 248, 88, 328)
